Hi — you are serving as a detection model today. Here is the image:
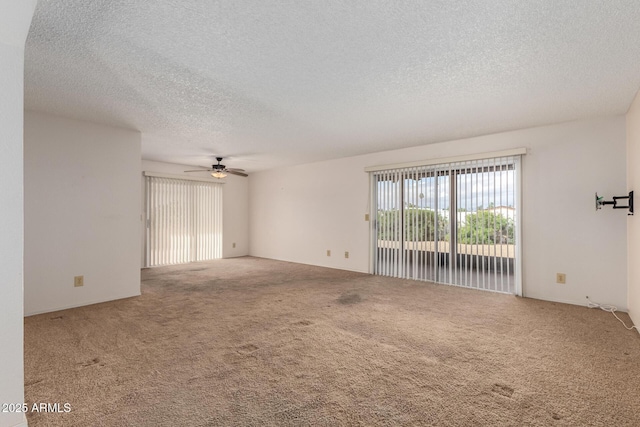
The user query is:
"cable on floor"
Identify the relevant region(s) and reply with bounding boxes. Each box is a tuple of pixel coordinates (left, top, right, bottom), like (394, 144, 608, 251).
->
(586, 296, 639, 332)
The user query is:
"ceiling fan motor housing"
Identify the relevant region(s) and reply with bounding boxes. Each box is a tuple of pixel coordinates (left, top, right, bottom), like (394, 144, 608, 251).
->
(213, 157, 225, 170)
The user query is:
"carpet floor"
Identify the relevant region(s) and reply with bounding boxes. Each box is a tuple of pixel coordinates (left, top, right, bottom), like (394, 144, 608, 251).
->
(24, 257, 640, 426)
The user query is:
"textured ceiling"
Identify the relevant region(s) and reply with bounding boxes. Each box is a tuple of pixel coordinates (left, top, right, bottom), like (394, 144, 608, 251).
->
(25, 1, 640, 172)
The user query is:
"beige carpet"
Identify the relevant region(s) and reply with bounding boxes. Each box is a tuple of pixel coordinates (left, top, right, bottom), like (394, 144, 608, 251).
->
(24, 257, 640, 426)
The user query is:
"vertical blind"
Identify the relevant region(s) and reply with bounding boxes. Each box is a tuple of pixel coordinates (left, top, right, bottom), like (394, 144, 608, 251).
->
(145, 176, 223, 267)
(371, 155, 520, 294)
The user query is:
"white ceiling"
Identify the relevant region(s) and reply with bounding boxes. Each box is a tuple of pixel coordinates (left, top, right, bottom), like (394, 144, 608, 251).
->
(25, 1, 640, 172)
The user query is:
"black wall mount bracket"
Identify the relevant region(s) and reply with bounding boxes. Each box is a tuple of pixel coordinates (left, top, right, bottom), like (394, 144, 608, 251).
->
(595, 191, 634, 215)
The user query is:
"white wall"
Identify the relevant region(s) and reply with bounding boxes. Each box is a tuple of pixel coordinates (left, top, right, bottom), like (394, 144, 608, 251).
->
(0, 2, 36, 426)
(627, 91, 640, 328)
(140, 160, 249, 262)
(24, 111, 142, 316)
(250, 117, 628, 309)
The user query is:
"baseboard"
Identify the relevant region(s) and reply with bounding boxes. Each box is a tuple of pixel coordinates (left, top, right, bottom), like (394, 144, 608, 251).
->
(628, 309, 640, 335)
(524, 293, 631, 312)
(523, 294, 590, 308)
(250, 255, 370, 275)
(8, 413, 28, 427)
(24, 291, 141, 317)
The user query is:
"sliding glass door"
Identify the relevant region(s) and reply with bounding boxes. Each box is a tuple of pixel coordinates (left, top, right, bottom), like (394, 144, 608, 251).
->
(145, 176, 223, 267)
(371, 155, 521, 294)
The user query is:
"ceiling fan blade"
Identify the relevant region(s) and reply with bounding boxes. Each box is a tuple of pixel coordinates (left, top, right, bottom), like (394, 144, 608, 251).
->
(226, 170, 248, 177)
(184, 169, 212, 172)
(226, 168, 246, 172)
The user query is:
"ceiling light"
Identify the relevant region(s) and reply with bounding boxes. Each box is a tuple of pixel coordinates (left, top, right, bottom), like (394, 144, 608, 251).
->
(211, 171, 227, 179)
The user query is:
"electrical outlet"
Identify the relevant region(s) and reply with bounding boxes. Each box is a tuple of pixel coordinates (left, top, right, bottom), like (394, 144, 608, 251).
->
(327, 250, 331, 257)
(232, 242, 236, 248)
(365, 214, 370, 221)
(74, 275, 84, 287)
(556, 273, 566, 284)
(345, 251, 349, 259)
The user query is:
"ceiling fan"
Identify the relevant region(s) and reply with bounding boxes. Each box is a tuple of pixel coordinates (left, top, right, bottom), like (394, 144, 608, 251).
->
(184, 157, 248, 178)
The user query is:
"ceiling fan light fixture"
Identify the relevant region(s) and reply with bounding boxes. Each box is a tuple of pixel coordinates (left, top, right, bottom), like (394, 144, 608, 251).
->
(211, 171, 227, 179)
